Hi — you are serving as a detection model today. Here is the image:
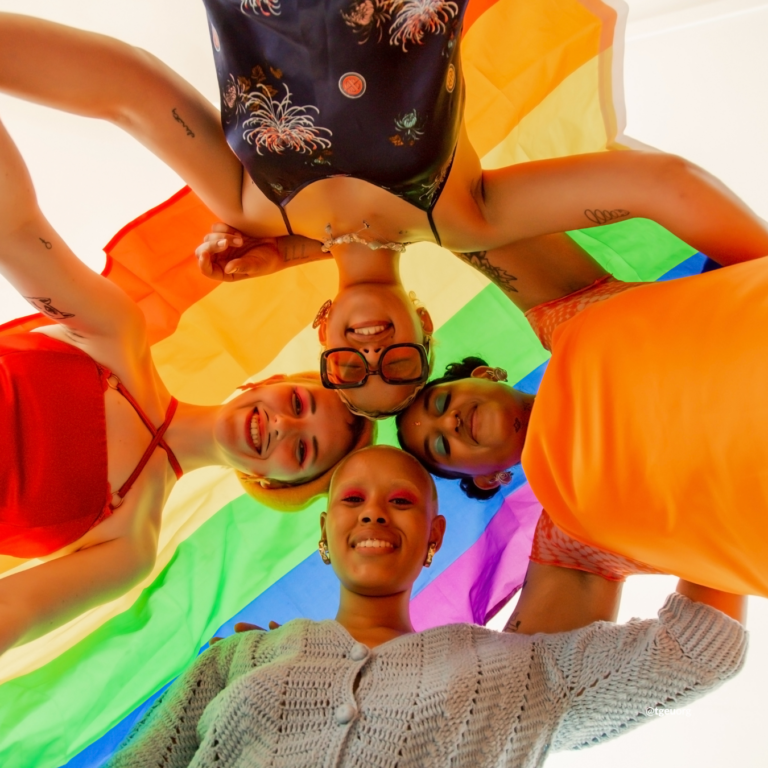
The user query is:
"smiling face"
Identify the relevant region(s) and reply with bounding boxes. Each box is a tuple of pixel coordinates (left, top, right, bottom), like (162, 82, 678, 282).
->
(398, 376, 531, 479)
(322, 446, 445, 597)
(318, 285, 433, 416)
(214, 375, 359, 484)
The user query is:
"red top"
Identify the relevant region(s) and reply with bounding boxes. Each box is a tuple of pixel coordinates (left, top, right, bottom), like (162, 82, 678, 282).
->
(0, 333, 182, 559)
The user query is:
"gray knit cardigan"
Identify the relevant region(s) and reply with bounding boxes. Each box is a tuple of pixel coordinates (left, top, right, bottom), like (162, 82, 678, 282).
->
(108, 594, 746, 768)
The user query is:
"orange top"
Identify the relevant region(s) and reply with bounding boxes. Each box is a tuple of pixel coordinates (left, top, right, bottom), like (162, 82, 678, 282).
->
(522, 257, 768, 596)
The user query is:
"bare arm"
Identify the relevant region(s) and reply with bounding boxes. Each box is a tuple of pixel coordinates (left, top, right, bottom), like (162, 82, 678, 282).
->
(454, 233, 608, 312)
(0, 111, 145, 348)
(676, 579, 745, 623)
(0, 13, 246, 226)
(504, 562, 623, 635)
(477, 150, 768, 264)
(195, 224, 331, 282)
(0, 534, 155, 654)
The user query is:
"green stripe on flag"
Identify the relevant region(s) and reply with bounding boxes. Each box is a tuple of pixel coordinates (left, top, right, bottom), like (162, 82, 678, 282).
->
(0, 218, 695, 768)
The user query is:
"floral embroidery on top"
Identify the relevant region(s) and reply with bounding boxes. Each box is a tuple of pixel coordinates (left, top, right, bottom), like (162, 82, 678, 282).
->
(341, 0, 392, 43)
(419, 160, 449, 205)
(389, 0, 459, 51)
(240, 0, 282, 17)
(389, 109, 426, 145)
(242, 83, 333, 154)
(222, 67, 278, 126)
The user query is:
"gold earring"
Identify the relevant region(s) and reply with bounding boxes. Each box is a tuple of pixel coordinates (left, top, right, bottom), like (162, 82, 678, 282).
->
(318, 540, 331, 565)
(424, 542, 437, 567)
(493, 470, 512, 486)
(312, 300, 333, 329)
(491, 367, 508, 383)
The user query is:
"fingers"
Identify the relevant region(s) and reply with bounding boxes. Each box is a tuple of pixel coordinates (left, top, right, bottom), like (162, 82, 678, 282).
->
(234, 622, 264, 633)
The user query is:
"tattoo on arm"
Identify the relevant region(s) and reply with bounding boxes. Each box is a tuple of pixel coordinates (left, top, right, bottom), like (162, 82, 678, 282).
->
(283, 241, 309, 263)
(39, 238, 52, 250)
(459, 251, 519, 294)
(584, 209, 630, 225)
(24, 296, 75, 320)
(171, 108, 195, 138)
(504, 615, 522, 634)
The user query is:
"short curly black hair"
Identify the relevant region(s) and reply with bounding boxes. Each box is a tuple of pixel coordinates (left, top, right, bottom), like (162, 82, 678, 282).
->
(395, 356, 501, 501)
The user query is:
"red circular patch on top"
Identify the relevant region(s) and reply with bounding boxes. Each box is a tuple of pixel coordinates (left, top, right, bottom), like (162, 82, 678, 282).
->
(211, 25, 221, 52)
(339, 73, 366, 99)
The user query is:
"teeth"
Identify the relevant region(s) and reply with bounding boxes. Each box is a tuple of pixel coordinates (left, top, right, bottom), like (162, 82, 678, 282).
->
(351, 324, 388, 336)
(250, 409, 261, 450)
(357, 539, 394, 549)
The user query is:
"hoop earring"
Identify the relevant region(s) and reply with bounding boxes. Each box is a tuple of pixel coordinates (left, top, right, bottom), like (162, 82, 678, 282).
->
(493, 470, 512, 487)
(312, 300, 333, 329)
(318, 540, 331, 565)
(424, 542, 437, 568)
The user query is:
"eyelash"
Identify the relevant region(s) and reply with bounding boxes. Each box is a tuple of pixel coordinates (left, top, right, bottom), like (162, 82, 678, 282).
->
(434, 391, 450, 415)
(292, 390, 303, 415)
(342, 493, 365, 504)
(435, 435, 450, 457)
(297, 441, 307, 466)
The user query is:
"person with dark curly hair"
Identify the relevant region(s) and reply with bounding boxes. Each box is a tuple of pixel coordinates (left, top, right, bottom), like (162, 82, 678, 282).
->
(396, 233, 768, 598)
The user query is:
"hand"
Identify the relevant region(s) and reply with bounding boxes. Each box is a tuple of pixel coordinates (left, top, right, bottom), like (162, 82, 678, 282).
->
(195, 223, 283, 282)
(209, 620, 281, 645)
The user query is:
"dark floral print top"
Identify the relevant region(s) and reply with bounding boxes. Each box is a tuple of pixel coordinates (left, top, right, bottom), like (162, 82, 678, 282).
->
(203, 0, 467, 242)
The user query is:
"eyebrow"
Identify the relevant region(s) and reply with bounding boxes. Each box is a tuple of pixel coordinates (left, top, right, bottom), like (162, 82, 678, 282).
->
(423, 388, 434, 413)
(311, 436, 319, 468)
(308, 389, 316, 414)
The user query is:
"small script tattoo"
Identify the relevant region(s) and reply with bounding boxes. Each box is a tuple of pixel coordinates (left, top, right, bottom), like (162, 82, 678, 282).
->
(514, 417, 522, 433)
(584, 208, 630, 225)
(25, 296, 75, 320)
(283, 240, 310, 263)
(504, 617, 522, 634)
(171, 108, 195, 138)
(459, 251, 519, 293)
(39, 237, 52, 249)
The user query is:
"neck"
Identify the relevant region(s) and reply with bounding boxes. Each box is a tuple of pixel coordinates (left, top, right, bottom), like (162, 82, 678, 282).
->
(335, 584, 414, 647)
(334, 242, 402, 289)
(162, 401, 228, 473)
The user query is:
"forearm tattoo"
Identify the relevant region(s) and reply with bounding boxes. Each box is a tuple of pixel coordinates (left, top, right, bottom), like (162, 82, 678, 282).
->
(25, 296, 75, 320)
(171, 108, 195, 138)
(283, 240, 311, 263)
(459, 250, 519, 293)
(39, 238, 52, 250)
(584, 208, 630, 225)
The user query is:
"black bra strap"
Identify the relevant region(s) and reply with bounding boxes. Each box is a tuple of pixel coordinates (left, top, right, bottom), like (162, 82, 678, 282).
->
(278, 204, 295, 236)
(426, 210, 442, 247)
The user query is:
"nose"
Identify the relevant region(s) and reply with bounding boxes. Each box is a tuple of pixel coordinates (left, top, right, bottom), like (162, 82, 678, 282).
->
(359, 346, 384, 370)
(357, 498, 389, 526)
(438, 407, 462, 434)
(270, 411, 300, 441)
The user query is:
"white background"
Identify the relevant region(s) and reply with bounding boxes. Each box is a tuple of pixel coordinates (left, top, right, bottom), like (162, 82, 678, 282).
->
(0, 1, 765, 765)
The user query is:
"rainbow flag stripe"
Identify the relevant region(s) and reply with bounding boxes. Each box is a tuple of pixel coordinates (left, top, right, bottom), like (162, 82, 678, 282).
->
(0, 3, 702, 765)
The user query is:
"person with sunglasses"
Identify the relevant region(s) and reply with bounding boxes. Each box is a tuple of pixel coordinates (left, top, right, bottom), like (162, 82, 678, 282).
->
(2, 10, 768, 416)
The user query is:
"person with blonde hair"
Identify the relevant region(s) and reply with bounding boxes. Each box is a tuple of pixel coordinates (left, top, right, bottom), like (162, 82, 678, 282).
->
(0, 109, 373, 656)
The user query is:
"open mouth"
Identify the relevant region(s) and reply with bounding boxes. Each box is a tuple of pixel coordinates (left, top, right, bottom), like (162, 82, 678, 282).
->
(248, 407, 264, 455)
(352, 536, 398, 554)
(346, 321, 393, 344)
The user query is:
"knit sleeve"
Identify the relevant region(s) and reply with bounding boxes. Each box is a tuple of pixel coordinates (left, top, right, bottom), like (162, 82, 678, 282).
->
(106, 634, 248, 768)
(543, 593, 746, 752)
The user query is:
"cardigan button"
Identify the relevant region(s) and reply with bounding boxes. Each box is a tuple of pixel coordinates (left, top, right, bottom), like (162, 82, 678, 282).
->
(334, 703, 357, 725)
(349, 642, 369, 662)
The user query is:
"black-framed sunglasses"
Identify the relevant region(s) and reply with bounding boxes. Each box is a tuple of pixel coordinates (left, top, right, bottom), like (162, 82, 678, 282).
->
(320, 342, 430, 389)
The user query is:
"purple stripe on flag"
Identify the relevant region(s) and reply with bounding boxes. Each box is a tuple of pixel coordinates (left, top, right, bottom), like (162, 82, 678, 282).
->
(411, 483, 542, 630)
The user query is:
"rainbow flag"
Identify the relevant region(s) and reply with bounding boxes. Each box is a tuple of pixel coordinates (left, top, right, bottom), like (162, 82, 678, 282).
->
(0, 2, 701, 765)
